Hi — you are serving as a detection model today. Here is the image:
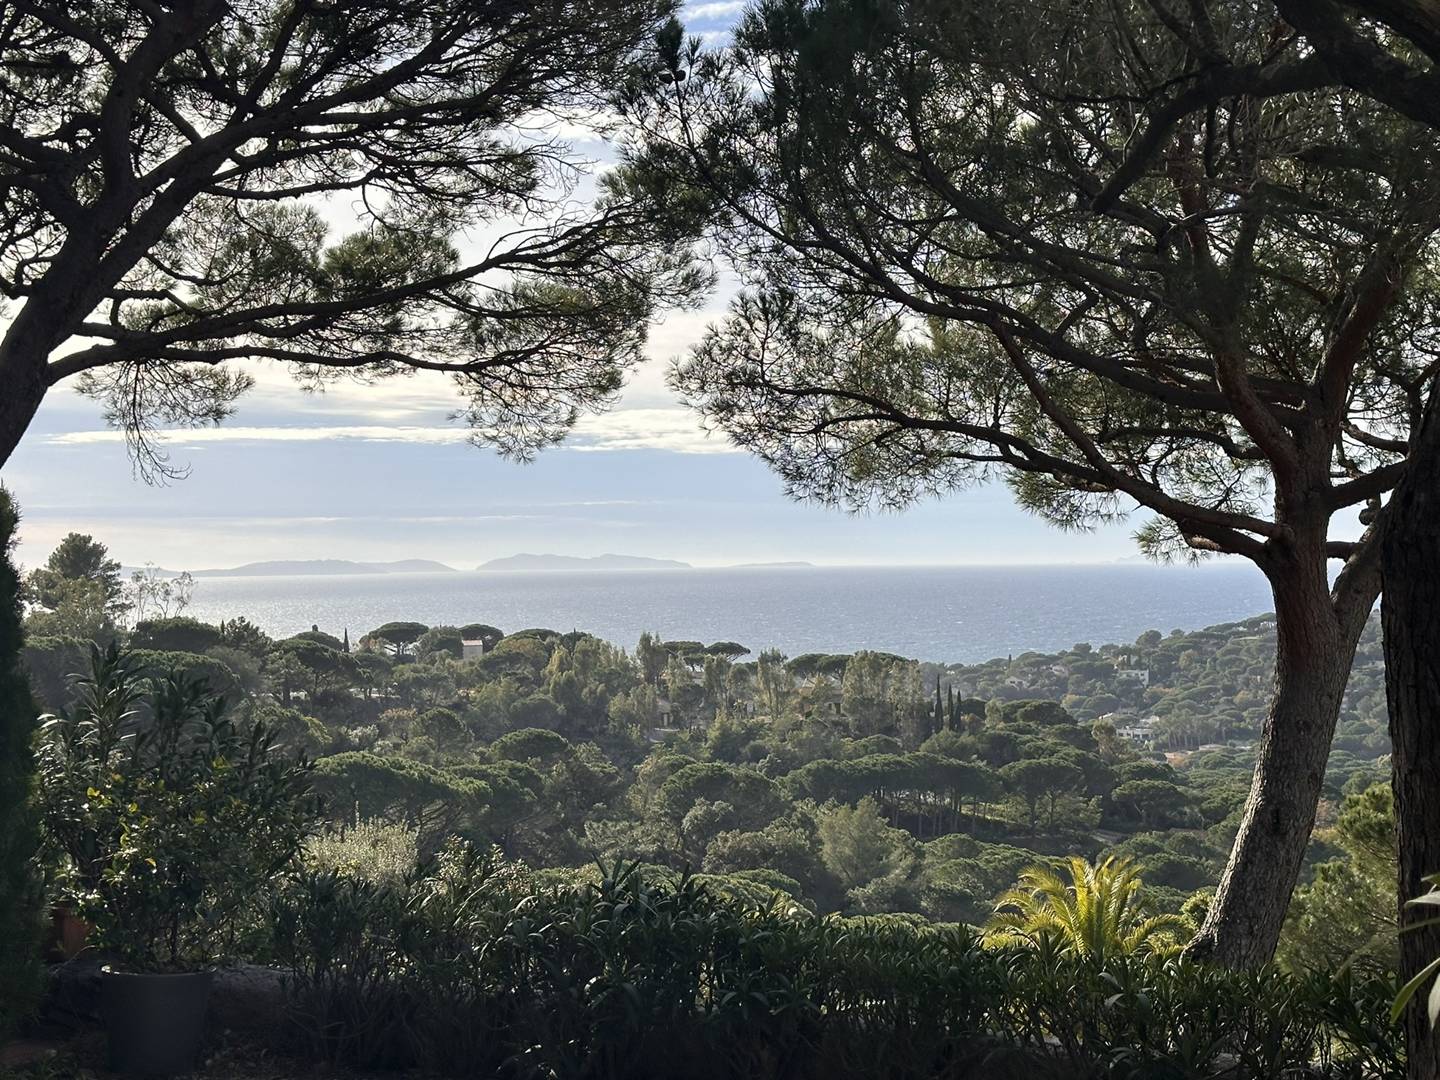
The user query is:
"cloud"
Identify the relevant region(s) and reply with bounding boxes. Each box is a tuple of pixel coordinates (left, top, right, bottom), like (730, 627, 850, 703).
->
(240, 364, 460, 419)
(569, 408, 740, 454)
(43, 408, 741, 455)
(47, 425, 470, 447)
(683, 1, 745, 20)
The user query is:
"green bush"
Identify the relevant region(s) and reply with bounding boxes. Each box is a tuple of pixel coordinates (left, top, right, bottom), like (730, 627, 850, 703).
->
(36, 646, 317, 970)
(129, 615, 223, 654)
(125, 647, 240, 696)
(20, 633, 89, 712)
(306, 817, 419, 884)
(269, 846, 1403, 1079)
(0, 490, 41, 1036)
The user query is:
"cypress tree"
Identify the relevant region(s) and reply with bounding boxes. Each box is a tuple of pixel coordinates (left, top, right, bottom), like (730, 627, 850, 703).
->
(0, 489, 40, 1034)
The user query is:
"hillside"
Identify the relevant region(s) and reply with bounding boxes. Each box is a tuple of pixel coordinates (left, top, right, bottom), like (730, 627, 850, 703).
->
(21, 608, 1391, 937)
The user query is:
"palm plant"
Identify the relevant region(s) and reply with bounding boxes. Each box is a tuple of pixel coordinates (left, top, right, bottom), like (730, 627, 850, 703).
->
(1391, 872, 1440, 1030)
(985, 855, 1188, 961)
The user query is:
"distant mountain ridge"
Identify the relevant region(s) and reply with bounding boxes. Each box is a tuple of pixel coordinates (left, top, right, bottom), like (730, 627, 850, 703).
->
(192, 558, 456, 577)
(477, 553, 691, 572)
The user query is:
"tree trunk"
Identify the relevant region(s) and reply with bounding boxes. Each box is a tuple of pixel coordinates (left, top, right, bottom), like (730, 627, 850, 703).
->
(1187, 563, 1372, 967)
(0, 339, 51, 469)
(1381, 392, 1440, 1080)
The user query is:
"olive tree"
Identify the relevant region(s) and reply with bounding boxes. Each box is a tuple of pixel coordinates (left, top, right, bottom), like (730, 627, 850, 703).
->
(628, 0, 1440, 965)
(0, 0, 701, 477)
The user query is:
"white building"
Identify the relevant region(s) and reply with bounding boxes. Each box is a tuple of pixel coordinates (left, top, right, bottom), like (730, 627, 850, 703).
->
(1115, 714, 1161, 746)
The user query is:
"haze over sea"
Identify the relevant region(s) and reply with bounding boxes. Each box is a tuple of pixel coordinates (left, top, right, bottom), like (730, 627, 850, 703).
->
(184, 563, 1275, 664)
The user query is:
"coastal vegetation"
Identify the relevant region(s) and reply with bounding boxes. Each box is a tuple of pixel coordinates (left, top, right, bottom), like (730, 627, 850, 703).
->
(13, 535, 1394, 944)
(3, 0, 1440, 1075)
(5, 601, 1411, 1077)
(22, 610, 1392, 937)
(0, 528, 1415, 1074)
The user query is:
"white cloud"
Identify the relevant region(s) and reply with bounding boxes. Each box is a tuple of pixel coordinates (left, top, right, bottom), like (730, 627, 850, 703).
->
(241, 365, 460, 420)
(43, 408, 741, 455)
(47, 424, 470, 447)
(683, 1, 745, 20)
(569, 408, 739, 454)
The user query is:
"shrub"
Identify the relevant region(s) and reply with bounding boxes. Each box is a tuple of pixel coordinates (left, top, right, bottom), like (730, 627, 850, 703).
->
(0, 490, 40, 1035)
(306, 817, 419, 884)
(129, 615, 223, 653)
(986, 856, 1188, 960)
(36, 646, 317, 970)
(20, 633, 89, 711)
(268, 848, 1402, 1079)
(1392, 871, 1440, 1031)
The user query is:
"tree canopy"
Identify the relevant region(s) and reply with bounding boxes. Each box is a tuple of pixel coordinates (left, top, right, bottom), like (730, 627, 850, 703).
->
(25, 533, 127, 634)
(628, 0, 1440, 968)
(642, 1, 1435, 573)
(0, 0, 704, 477)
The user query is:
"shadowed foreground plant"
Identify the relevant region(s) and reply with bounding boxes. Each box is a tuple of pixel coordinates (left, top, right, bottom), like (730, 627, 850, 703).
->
(36, 645, 317, 970)
(269, 847, 1401, 1079)
(0, 490, 40, 1034)
(1392, 872, 1440, 1029)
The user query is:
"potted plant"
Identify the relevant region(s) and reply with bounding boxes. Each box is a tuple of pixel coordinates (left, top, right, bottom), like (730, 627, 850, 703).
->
(37, 645, 316, 1075)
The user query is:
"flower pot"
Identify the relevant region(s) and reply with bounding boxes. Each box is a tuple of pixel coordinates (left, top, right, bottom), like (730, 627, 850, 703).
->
(99, 968, 213, 1076)
(47, 904, 91, 960)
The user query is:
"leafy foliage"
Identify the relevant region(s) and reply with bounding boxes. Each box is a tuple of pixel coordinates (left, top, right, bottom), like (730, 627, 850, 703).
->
(35, 646, 317, 970)
(24, 533, 127, 636)
(1281, 783, 1398, 979)
(0, 0, 707, 476)
(986, 856, 1188, 961)
(0, 490, 40, 1034)
(268, 848, 1402, 1079)
(1393, 872, 1440, 1031)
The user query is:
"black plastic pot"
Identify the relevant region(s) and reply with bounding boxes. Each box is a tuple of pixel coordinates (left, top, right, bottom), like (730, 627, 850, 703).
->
(99, 968, 213, 1076)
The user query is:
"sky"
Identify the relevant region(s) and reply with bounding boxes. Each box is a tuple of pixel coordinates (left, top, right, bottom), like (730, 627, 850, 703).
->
(1, 0, 1151, 573)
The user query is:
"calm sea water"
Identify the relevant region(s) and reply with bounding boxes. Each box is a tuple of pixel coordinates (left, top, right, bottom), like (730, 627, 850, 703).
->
(182, 564, 1274, 665)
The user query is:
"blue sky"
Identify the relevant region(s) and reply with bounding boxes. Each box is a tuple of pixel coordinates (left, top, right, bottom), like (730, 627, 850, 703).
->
(7, 331, 1150, 571)
(1, 0, 1151, 573)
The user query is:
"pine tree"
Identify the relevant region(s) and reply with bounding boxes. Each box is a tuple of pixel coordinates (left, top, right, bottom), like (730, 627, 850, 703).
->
(0, 489, 40, 1034)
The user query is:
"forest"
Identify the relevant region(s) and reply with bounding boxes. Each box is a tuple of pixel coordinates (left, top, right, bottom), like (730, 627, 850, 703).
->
(19, 533, 1396, 978)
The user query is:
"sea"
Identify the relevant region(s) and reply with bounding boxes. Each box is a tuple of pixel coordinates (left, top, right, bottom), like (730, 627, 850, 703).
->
(181, 563, 1275, 666)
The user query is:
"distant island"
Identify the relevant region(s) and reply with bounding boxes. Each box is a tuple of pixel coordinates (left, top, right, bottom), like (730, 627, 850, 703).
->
(476, 553, 691, 572)
(192, 558, 456, 577)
